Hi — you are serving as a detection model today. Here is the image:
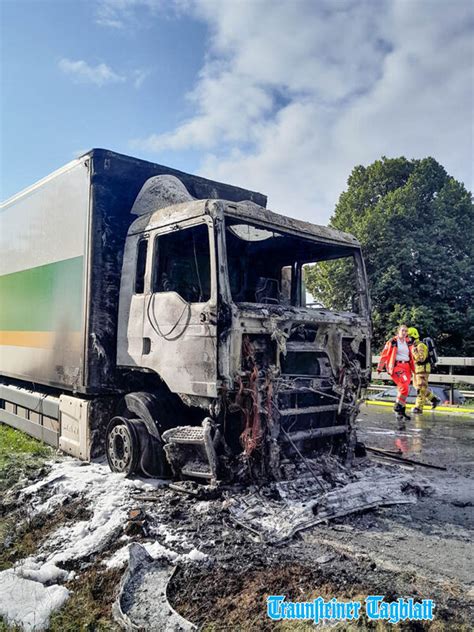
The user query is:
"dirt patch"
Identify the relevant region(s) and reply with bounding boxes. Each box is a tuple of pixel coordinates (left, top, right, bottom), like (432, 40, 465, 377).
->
(0, 500, 92, 571)
(169, 558, 472, 631)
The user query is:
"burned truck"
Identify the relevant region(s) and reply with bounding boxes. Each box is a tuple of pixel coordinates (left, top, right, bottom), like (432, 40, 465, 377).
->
(0, 149, 371, 482)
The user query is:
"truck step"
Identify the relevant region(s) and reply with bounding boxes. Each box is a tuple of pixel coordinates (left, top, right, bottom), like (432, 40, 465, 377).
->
(162, 418, 219, 484)
(162, 425, 205, 445)
(181, 461, 214, 479)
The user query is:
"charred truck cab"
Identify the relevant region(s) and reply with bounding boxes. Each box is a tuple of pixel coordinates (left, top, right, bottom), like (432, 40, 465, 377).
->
(116, 195, 371, 482)
(0, 150, 371, 484)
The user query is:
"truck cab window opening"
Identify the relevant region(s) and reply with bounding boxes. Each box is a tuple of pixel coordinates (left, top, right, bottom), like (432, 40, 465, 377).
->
(192, 230, 204, 302)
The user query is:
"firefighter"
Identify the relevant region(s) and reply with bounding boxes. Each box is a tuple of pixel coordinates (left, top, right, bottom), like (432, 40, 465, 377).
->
(377, 324, 414, 424)
(407, 327, 441, 414)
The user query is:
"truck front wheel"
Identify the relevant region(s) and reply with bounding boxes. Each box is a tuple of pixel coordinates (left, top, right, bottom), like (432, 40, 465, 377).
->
(106, 416, 141, 475)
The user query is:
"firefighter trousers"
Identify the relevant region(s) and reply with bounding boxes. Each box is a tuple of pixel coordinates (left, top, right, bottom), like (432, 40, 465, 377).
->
(413, 372, 435, 411)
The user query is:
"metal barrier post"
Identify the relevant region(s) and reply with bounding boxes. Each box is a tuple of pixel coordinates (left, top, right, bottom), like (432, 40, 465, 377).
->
(449, 365, 454, 404)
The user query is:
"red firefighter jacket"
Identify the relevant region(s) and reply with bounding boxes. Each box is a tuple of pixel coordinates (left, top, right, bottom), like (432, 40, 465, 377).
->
(377, 336, 415, 376)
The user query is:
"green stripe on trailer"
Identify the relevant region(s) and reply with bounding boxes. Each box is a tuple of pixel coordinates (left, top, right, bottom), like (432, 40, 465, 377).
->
(0, 256, 84, 331)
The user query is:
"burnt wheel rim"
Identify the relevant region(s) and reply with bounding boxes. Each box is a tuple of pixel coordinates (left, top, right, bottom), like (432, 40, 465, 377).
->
(108, 424, 132, 471)
(106, 417, 140, 474)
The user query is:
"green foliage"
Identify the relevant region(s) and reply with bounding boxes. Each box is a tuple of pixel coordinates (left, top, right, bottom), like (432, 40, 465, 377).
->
(305, 157, 473, 354)
(304, 258, 357, 311)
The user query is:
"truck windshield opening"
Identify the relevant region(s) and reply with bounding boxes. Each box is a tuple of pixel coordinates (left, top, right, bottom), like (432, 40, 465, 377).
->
(225, 219, 362, 312)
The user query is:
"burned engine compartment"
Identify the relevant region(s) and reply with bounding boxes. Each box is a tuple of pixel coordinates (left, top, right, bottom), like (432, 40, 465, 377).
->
(164, 312, 371, 484)
(225, 316, 370, 478)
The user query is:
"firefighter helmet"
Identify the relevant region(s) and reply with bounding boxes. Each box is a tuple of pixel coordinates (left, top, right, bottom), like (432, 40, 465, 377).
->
(407, 327, 420, 340)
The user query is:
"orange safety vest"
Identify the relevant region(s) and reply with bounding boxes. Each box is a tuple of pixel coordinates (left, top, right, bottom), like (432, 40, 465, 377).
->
(377, 336, 415, 376)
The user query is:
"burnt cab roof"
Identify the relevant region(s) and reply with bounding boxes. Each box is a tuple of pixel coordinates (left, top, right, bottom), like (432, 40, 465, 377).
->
(129, 198, 361, 249)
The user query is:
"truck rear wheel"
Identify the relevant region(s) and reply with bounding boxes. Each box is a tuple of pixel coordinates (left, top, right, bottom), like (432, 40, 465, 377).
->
(106, 416, 141, 475)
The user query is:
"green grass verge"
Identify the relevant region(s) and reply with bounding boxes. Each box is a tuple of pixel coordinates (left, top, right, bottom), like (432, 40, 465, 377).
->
(0, 423, 55, 574)
(0, 422, 52, 463)
(0, 616, 22, 631)
(0, 423, 53, 492)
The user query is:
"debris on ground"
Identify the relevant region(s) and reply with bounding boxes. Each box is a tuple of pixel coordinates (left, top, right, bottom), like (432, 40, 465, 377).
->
(0, 459, 207, 630)
(0, 408, 473, 630)
(0, 459, 166, 629)
(113, 543, 196, 631)
(226, 468, 426, 543)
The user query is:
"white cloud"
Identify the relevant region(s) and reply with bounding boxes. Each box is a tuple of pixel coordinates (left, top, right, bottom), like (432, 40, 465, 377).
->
(131, 0, 474, 223)
(133, 68, 151, 89)
(95, 0, 175, 29)
(59, 58, 126, 86)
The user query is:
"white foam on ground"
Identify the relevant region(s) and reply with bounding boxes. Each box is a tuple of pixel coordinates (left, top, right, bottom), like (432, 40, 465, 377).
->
(151, 523, 184, 544)
(15, 560, 70, 584)
(185, 547, 207, 562)
(20, 460, 164, 566)
(0, 570, 69, 631)
(0, 459, 167, 629)
(104, 541, 179, 569)
(103, 540, 207, 569)
(0, 459, 207, 629)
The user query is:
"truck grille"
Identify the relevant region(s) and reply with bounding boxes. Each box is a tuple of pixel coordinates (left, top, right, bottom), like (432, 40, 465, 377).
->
(274, 376, 342, 435)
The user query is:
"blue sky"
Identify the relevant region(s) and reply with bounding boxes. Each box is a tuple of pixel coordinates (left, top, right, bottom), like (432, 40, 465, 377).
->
(1, 1, 207, 195)
(1, 0, 473, 222)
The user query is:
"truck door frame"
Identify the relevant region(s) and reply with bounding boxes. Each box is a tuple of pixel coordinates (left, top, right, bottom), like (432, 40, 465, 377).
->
(140, 215, 218, 398)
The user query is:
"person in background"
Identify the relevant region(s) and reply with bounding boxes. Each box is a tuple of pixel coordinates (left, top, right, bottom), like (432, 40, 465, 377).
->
(407, 327, 441, 414)
(377, 324, 415, 425)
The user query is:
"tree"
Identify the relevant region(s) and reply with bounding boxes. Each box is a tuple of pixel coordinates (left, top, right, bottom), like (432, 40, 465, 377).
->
(305, 157, 474, 355)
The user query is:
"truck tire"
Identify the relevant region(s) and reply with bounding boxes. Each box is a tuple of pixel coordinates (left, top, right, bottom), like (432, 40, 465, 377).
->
(106, 416, 141, 475)
(111, 392, 173, 478)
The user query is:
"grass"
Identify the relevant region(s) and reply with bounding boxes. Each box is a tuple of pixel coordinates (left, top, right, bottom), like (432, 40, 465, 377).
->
(48, 566, 122, 632)
(0, 617, 22, 631)
(0, 424, 121, 631)
(0, 422, 52, 464)
(0, 423, 53, 493)
(0, 500, 91, 572)
(0, 423, 55, 572)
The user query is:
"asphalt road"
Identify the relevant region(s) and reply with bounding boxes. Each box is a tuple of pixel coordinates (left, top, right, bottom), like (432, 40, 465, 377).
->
(171, 406, 474, 628)
(303, 405, 474, 590)
(358, 404, 474, 476)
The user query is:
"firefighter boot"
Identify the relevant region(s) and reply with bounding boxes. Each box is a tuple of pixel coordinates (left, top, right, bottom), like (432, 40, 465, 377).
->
(431, 396, 441, 410)
(412, 407, 423, 415)
(400, 406, 411, 421)
(395, 403, 411, 420)
(394, 403, 406, 428)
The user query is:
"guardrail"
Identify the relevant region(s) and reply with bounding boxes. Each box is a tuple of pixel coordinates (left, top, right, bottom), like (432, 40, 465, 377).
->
(371, 356, 474, 403)
(368, 384, 474, 399)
